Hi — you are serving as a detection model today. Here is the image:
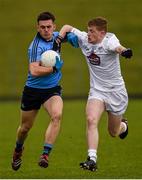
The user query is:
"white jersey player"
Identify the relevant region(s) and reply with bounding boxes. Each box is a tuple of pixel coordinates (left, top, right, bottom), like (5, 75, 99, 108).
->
(71, 29, 125, 92)
(54, 17, 133, 171)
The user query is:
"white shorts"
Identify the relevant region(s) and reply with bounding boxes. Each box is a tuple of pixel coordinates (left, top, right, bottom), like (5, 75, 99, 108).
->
(88, 87, 128, 115)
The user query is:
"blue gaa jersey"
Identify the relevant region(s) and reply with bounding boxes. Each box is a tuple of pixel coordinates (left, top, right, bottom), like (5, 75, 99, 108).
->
(26, 32, 61, 89)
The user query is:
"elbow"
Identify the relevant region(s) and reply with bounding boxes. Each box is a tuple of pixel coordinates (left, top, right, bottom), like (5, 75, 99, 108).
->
(29, 63, 40, 77)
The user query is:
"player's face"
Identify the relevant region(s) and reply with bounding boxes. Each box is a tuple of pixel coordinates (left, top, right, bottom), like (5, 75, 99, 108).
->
(37, 20, 56, 41)
(87, 26, 105, 44)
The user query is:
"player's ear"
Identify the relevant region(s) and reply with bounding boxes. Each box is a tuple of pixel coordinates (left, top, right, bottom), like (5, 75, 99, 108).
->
(100, 30, 106, 39)
(53, 24, 56, 31)
(100, 30, 105, 35)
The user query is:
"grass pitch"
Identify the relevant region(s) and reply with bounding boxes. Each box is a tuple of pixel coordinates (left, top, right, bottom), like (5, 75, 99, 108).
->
(0, 99, 142, 178)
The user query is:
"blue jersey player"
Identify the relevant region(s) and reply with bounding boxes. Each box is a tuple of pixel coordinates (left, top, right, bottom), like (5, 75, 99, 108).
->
(11, 11, 78, 170)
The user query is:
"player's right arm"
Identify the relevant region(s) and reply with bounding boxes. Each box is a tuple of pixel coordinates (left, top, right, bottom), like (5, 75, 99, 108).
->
(29, 61, 53, 77)
(29, 56, 63, 77)
(28, 42, 63, 77)
(28, 43, 54, 76)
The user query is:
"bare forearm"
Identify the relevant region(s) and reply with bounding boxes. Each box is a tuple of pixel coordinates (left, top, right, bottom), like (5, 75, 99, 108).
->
(115, 45, 127, 54)
(115, 46, 133, 59)
(31, 66, 53, 77)
(59, 25, 73, 38)
(29, 62, 53, 77)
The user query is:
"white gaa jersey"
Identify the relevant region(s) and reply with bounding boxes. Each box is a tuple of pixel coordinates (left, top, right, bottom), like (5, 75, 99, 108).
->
(71, 28, 125, 92)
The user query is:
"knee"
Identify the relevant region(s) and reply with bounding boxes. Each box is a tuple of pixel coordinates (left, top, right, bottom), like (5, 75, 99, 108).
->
(19, 124, 31, 135)
(51, 111, 62, 123)
(86, 115, 98, 128)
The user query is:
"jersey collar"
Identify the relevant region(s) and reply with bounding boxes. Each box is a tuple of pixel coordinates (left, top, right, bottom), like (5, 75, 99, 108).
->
(37, 32, 54, 42)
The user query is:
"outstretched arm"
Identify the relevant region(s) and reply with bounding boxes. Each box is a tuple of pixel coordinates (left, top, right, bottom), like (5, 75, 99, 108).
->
(59, 25, 74, 38)
(53, 25, 79, 51)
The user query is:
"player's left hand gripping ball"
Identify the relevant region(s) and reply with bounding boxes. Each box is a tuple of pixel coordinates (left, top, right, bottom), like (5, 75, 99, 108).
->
(121, 48, 133, 58)
(53, 57, 63, 72)
(52, 35, 63, 53)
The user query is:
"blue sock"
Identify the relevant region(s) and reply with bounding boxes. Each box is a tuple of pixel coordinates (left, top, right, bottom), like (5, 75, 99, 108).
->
(15, 141, 23, 152)
(42, 143, 53, 156)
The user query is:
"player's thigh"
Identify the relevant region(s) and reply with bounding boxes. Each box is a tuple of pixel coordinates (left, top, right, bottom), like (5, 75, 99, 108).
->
(107, 112, 122, 132)
(43, 95, 63, 117)
(20, 110, 38, 128)
(86, 99, 105, 124)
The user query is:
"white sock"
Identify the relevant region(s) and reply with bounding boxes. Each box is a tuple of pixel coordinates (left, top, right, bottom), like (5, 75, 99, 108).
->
(88, 149, 97, 163)
(121, 122, 127, 133)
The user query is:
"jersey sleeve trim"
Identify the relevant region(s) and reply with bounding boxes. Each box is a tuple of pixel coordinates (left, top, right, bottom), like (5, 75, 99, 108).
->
(30, 35, 40, 62)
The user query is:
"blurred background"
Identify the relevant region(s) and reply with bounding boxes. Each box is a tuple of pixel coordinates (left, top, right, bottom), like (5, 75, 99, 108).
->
(0, 0, 142, 178)
(0, 0, 142, 100)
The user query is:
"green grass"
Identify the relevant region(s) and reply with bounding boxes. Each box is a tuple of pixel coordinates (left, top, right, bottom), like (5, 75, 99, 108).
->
(0, 99, 142, 178)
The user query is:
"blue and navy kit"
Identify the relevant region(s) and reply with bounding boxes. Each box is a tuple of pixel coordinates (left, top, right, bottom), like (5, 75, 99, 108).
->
(25, 31, 79, 89)
(26, 32, 61, 89)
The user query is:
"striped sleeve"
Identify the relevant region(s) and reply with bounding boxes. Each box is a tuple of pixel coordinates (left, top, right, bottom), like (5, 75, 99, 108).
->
(28, 35, 42, 63)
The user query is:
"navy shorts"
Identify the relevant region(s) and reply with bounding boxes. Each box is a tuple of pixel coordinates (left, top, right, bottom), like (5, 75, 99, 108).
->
(21, 85, 62, 111)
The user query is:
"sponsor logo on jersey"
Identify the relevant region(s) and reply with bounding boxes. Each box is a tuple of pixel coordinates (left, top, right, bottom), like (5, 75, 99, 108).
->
(87, 53, 100, 65)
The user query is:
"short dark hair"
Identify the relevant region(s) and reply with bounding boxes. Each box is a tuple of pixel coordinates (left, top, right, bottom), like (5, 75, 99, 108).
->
(88, 17, 107, 32)
(37, 11, 55, 23)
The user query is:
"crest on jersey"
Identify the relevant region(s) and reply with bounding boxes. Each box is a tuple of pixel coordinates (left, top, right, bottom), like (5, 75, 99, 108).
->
(87, 53, 100, 65)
